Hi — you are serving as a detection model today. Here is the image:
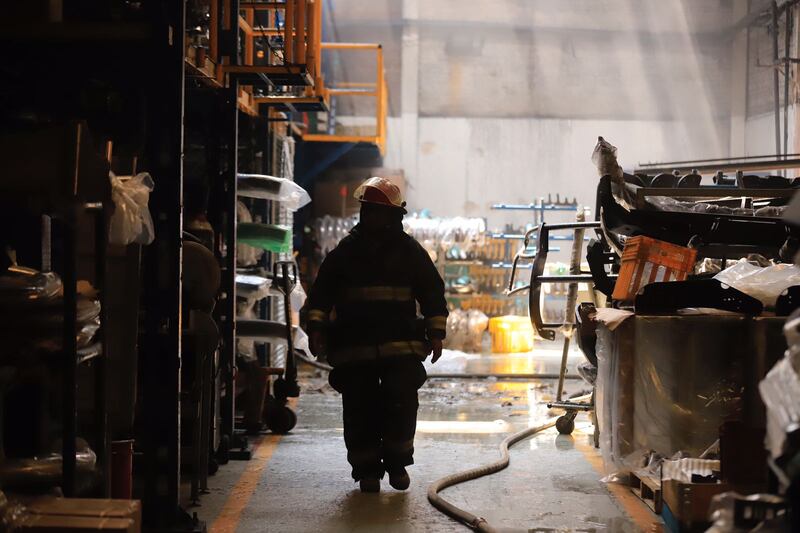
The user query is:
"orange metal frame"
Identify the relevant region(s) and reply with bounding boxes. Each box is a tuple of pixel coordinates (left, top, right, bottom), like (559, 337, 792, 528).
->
(302, 42, 387, 155)
(183, 2, 385, 149)
(233, 0, 325, 115)
(220, 0, 322, 82)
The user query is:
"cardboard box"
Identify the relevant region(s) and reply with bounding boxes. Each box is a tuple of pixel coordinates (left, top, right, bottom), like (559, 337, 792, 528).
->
(661, 479, 729, 533)
(23, 498, 141, 533)
(16, 514, 134, 532)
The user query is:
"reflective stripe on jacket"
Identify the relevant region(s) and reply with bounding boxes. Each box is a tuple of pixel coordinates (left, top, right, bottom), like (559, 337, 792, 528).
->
(303, 223, 448, 366)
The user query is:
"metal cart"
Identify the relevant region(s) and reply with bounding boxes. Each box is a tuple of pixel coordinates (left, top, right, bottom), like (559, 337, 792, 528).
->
(507, 213, 607, 436)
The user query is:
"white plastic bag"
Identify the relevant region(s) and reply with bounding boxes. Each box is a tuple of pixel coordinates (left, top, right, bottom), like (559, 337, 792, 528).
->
(714, 260, 800, 307)
(290, 282, 307, 311)
(237, 174, 311, 211)
(108, 172, 155, 245)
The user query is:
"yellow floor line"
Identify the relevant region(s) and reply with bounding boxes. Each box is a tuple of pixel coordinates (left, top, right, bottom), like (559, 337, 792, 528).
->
(209, 434, 283, 533)
(574, 433, 663, 532)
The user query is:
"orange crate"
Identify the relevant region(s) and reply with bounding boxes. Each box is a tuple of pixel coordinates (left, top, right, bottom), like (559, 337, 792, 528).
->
(612, 236, 697, 301)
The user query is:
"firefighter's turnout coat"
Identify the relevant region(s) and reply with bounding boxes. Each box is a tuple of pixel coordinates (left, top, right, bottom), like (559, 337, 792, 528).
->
(305, 223, 448, 366)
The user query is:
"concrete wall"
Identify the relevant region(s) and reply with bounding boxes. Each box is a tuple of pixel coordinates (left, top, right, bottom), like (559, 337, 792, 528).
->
(383, 115, 728, 230)
(327, 0, 797, 232)
(745, 108, 798, 156)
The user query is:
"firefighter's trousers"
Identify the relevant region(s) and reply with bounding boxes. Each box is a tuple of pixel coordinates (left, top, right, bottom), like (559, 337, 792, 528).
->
(329, 356, 427, 481)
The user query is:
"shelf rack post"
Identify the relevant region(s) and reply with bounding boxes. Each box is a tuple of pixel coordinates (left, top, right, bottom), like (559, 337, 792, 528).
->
(138, 0, 187, 525)
(61, 202, 78, 497)
(94, 204, 110, 497)
(219, 81, 239, 451)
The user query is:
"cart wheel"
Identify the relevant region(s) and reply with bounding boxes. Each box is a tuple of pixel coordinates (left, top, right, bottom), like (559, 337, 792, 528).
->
(556, 415, 575, 435)
(266, 406, 297, 435)
(216, 434, 231, 465)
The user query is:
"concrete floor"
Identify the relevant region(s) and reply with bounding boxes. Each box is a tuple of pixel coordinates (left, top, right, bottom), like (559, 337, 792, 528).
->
(196, 345, 659, 532)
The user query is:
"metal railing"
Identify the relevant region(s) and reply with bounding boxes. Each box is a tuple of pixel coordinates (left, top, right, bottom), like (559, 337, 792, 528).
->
(302, 42, 388, 155)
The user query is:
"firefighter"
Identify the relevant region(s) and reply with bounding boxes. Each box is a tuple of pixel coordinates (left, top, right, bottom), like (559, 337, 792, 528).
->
(304, 177, 448, 493)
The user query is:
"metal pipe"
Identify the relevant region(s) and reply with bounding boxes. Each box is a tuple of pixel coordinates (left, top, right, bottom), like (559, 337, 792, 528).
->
(774, 1, 782, 158)
(284, 0, 294, 63)
(556, 211, 586, 402)
(635, 156, 800, 175)
(321, 42, 382, 49)
(638, 152, 800, 168)
(294, 0, 306, 66)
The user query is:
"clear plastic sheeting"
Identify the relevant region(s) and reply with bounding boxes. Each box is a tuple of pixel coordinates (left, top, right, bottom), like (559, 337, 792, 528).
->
(596, 324, 632, 474)
(591, 136, 624, 181)
(237, 173, 311, 211)
(236, 301, 258, 363)
(108, 172, 155, 245)
(0, 439, 96, 488)
(759, 310, 800, 459)
(235, 274, 272, 303)
(0, 265, 102, 357)
(444, 309, 488, 353)
(596, 316, 782, 475)
(661, 458, 720, 482)
(0, 266, 61, 307)
(290, 281, 307, 311)
(695, 258, 738, 275)
(591, 137, 635, 211)
(644, 194, 788, 218)
(715, 260, 800, 308)
(294, 326, 312, 357)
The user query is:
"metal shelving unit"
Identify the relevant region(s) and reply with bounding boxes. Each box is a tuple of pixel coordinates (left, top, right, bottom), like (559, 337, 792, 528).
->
(0, 123, 111, 498)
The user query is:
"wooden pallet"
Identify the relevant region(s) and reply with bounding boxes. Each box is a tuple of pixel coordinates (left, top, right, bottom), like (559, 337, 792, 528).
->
(630, 471, 663, 514)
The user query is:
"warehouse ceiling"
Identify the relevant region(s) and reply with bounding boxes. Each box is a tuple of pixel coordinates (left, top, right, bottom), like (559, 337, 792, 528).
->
(325, 0, 736, 121)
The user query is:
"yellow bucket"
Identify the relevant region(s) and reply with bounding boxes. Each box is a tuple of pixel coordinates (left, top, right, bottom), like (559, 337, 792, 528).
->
(488, 316, 535, 353)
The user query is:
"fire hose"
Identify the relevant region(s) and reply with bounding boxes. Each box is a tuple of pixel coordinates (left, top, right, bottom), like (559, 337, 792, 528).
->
(427, 391, 592, 532)
(426, 418, 557, 532)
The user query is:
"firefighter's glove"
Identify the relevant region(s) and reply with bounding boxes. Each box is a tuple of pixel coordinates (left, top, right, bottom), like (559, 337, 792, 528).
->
(310, 330, 327, 359)
(430, 338, 443, 364)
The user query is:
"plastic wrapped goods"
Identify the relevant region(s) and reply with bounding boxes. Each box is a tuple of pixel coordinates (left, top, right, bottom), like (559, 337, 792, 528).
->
(591, 136, 636, 211)
(596, 316, 784, 475)
(108, 172, 155, 245)
(236, 202, 264, 267)
(0, 439, 96, 489)
(444, 310, 488, 353)
(238, 223, 292, 254)
(0, 266, 61, 307)
(236, 274, 272, 303)
(237, 174, 311, 211)
(759, 310, 800, 459)
(312, 216, 357, 256)
(715, 260, 800, 308)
